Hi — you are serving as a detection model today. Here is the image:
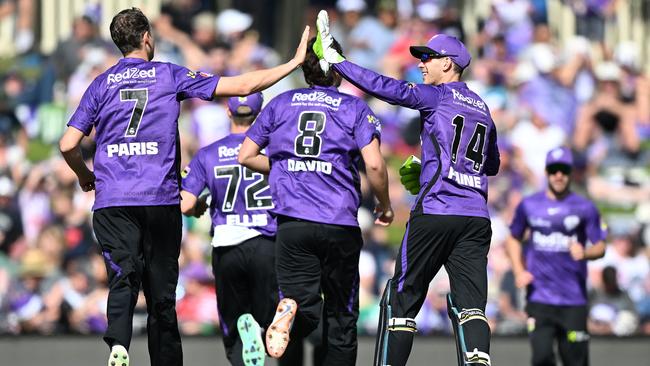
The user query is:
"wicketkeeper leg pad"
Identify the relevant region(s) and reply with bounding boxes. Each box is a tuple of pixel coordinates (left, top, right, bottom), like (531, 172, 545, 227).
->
(447, 294, 492, 366)
(373, 280, 418, 366)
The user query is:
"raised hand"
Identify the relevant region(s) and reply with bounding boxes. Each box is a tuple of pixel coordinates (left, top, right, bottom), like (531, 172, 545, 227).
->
(313, 10, 345, 73)
(292, 25, 311, 66)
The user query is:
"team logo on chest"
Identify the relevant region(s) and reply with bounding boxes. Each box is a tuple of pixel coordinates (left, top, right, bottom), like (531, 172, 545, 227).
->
(563, 215, 580, 231)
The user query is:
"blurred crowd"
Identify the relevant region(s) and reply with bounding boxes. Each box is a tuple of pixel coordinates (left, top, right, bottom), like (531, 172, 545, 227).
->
(0, 0, 648, 338)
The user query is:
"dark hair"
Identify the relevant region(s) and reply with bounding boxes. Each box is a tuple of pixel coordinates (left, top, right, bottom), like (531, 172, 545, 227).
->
(110, 8, 151, 56)
(232, 114, 257, 126)
(303, 37, 344, 87)
(452, 62, 464, 78)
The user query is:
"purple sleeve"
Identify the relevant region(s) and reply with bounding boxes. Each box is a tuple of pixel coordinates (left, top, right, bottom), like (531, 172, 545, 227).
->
(354, 101, 381, 149)
(171, 64, 220, 101)
(181, 153, 207, 197)
(509, 200, 528, 240)
(334, 60, 441, 110)
(584, 202, 605, 244)
(67, 79, 99, 135)
(484, 126, 500, 176)
(246, 102, 274, 148)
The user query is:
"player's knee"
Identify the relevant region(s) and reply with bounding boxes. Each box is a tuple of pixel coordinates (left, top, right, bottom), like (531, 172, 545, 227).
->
(153, 298, 178, 324)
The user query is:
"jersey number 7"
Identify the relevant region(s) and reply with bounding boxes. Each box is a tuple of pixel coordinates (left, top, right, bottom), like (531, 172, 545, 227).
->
(120, 88, 149, 137)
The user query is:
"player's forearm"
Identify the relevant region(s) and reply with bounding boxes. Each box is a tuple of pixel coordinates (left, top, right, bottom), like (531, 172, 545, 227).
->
(180, 190, 198, 216)
(505, 236, 527, 274)
(334, 61, 418, 108)
(584, 241, 606, 260)
(239, 154, 270, 175)
(60, 144, 91, 178)
(365, 158, 390, 209)
(214, 60, 299, 97)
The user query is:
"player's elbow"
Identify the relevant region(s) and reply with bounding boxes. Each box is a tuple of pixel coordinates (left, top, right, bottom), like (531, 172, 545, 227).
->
(364, 157, 384, 174)
(237, 154, 248, 167)
(59, 136, 77, 154)
(485, 160, 500, 176)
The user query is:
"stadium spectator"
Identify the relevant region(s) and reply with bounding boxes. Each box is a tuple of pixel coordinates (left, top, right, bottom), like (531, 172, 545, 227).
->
(588, 266, 639, 336)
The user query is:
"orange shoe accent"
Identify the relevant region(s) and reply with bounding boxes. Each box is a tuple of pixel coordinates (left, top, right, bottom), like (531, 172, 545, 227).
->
(265, 298, 297, 358)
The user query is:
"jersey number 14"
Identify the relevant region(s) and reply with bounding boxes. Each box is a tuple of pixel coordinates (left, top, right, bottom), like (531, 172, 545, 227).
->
(450, 115, 486, 172)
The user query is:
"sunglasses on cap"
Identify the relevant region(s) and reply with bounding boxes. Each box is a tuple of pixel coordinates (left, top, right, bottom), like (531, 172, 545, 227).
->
(420, 52, 457, 62)
(546, 164, 572, 175)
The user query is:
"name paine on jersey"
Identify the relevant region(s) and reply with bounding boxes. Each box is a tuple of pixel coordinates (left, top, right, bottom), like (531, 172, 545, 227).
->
(287, 158, 332, 175)
(107, 67, 156, 85)
(226, 213, 268, 227)
(532, 231, 577, 252)
(107, 142, 158, 157)
(448, 166, 482, 188)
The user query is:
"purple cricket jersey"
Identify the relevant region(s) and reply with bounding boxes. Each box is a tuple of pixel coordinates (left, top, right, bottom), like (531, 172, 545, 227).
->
(246, 85, 381, 226)
(181, 133, 276, 239)
(67, 57, 219, 210)
(510, 191, 605, 306)
(334, 61, 499, 219)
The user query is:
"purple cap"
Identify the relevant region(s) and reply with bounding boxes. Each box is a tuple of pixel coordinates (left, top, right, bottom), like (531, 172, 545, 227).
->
(545, 146, 573, 167)
(409, 34, 471, 69)
(227, 92, 263, 116)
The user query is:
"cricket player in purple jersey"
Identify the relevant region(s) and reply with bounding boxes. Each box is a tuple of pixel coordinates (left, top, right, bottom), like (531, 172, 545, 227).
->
(238, 37, 393, 366)
(181, 93, 298, 366)
(314, 10, 500, 366)
(58, 8, 310, 366)
(506, 147, 606, 366)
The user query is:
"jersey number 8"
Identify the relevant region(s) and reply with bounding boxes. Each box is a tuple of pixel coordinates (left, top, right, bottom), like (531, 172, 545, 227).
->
(295, 111, 326, 157)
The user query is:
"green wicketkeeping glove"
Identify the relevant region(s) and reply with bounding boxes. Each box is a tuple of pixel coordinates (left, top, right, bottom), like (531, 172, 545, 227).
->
(399, 155, 422, 195)
(313, 10, 345, 74)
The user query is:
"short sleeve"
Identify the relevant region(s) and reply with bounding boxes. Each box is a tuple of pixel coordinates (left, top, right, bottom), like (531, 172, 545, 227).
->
(170, 64, 220, 101)
(181, 153, 208, 197)
(67, 79, 99, 135)
(246, 101, 275, 149)
(354, 101, 381, 149)
(509, 200, 528, 240)
(584, 202, 605, 244)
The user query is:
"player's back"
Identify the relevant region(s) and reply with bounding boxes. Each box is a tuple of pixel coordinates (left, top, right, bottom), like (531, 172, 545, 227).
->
(68, 58, 218, 210)
(189, 133, 276, 243)
(247, 85, 381, 227)
(416, 81, 499, 219)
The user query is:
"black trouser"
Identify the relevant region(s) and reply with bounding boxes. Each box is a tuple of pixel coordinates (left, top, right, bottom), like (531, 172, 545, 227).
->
(526, 302, 589, 366)
(381, 214, 492, 366)
(93, 205, 182, 366)
(275, 216, 363, 366)
(213, 236, 298, 366)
